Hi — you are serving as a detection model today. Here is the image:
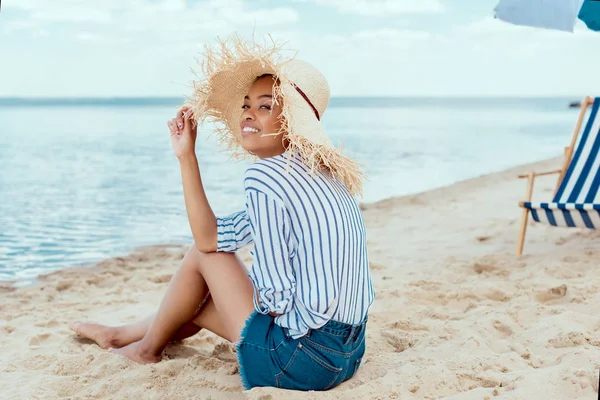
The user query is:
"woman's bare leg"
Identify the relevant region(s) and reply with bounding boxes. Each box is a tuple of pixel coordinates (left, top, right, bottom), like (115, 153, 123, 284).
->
(190, 252, 255, 342)
(113, 250, 254, 363)
(69, 245, 209, 350)
(69, 315, 154, 349)
(69, 313, 203, 350)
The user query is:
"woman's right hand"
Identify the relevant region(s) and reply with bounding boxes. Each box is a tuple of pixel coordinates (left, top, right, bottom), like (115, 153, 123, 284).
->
(168, 106, 198, 159)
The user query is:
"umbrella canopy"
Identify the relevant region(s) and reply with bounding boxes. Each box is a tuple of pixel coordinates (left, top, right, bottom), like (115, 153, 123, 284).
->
(578, 0, 600, 31)
(494, 0, 586, 32)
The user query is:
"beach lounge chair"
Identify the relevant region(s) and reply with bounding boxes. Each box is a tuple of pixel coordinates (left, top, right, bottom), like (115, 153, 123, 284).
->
(517, 96, 600, 256)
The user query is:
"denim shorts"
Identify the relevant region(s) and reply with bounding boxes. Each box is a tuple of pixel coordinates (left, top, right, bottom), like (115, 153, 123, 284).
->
(236, 311, 367, 391)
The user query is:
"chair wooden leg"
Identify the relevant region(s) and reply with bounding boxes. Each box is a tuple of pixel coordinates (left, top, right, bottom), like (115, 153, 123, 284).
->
(516, 172, 535, 257)
(516, 208, 530, 257)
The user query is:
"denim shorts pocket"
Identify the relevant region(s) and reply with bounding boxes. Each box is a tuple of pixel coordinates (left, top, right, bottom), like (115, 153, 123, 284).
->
(275, 341, 343, 391)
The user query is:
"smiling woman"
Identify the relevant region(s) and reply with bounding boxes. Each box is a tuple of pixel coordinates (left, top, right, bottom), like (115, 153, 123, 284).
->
(239, 74, 288, 158)
(68, 34, 374, 393)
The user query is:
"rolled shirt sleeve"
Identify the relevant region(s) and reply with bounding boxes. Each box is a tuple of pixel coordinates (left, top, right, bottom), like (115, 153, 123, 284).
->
(245, 189, 296, 315)
(215, 210, 253, 253)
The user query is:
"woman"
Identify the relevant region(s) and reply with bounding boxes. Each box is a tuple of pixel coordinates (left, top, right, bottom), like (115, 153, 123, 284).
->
(69, 35, 375, 391)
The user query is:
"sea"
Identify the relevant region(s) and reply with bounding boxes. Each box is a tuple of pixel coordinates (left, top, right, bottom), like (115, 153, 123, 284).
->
(0, 97, 583, 283)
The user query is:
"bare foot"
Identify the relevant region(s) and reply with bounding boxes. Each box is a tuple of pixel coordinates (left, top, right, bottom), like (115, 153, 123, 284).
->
(68, 322, 122, 349)
(109, 340, 161, 364)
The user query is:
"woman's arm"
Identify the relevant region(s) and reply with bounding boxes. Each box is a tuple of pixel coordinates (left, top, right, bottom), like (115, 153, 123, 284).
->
(168, 108, 217, 253)
(179, 154, 217, 253)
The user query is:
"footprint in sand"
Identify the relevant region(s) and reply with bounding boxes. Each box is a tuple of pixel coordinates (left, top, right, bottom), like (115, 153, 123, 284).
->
(55, 280, 74, 291)
(148, 274, 173, 284)
(381, 331, 417, 352)
(472, 262, 509, 277)
(536, 284, 567, 303)
(85, 276, 102, 286)
(473, 262, 498, 274)
(492, 320, 513, 336)
(509, 343, 537, 364)
(2, 325, 15, 334)
(483, 288, 512, 302)
(34, 320, 61, 329)
(386, 320, 429, 332)
(464, 302, 478, 313)
(29, 333, 54, 346)
(456, 372, 502, 390)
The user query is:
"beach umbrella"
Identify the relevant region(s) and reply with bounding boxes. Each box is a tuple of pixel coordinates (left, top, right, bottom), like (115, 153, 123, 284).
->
(578, 0, 600, 31)
(493, 0, 590, 32)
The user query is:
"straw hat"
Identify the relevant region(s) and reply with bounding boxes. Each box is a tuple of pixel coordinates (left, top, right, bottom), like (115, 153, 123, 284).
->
(186, 34, 365, 196)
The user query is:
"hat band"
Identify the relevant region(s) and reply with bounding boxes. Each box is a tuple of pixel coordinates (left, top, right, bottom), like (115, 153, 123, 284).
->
(292, 83, 320, 121)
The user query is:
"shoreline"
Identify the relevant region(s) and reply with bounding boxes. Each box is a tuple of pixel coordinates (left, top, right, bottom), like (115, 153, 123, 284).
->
(1, 154, 599, 400)
(1, 155, 564, 289)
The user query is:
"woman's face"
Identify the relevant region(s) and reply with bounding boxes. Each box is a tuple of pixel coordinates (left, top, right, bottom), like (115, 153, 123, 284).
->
(239, 75, 286, 159)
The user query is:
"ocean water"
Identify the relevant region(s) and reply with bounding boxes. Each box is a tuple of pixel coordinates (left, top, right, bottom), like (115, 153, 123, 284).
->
(0, 97, 582, 283)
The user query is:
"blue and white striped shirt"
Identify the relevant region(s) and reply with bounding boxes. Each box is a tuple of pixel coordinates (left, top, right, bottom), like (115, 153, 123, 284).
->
(216, 153, 375, 338)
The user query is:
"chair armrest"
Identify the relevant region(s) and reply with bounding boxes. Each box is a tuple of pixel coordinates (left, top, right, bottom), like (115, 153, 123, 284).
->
(518, 169, 561, 179)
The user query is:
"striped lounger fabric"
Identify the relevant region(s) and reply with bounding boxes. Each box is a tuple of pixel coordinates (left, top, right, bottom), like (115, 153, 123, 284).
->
(523, 97, 600, 228)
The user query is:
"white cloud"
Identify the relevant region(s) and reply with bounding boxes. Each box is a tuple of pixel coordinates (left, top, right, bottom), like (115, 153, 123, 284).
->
(271, 16, 600, 97)
(6, 0, 126, 12)
(2, 20, 38, 34)
(0, 1, 301, 98)
(298, 0, 445, 15)
(2, 1, 600, 97)
(74, 32, 105, 43)
(31, 8, 113, 23)
(6, 0, 298, 34)
(354, 28, 432, 41)
(457, 16, 537, 35)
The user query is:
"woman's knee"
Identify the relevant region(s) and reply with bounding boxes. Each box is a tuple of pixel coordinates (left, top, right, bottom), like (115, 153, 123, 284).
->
(180, 244, 205, 272)
(182, 244, 243, 277)
(183, 243, 220, 271)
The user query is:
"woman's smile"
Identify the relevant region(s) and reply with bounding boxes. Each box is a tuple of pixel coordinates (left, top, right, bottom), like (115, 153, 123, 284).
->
(241, 122, 261, 136)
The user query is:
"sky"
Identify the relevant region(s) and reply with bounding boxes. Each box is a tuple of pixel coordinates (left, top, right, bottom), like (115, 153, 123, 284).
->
(1, 0, 599, 97)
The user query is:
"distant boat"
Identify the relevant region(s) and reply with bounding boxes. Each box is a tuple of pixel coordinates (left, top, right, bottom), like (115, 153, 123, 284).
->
(569, 101, 582, 108)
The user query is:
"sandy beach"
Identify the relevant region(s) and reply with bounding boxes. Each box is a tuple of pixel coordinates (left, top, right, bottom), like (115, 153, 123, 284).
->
(1, 156, 599, 400)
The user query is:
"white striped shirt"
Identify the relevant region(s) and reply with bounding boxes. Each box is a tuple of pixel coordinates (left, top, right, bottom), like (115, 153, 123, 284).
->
(216, 153, 375, 338)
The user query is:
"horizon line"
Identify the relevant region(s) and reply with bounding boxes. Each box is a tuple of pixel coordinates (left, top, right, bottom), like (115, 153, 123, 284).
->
(0, 95, 584, 100)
